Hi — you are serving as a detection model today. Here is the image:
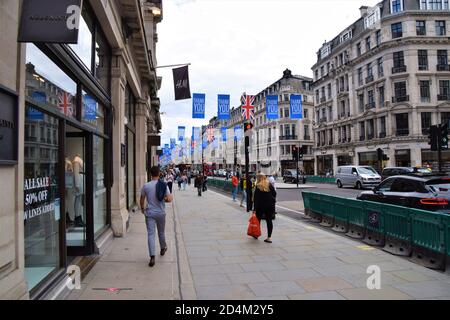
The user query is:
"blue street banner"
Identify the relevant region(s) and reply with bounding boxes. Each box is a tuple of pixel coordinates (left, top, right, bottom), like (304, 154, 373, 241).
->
(83, 94, 97, 120)
(192, 127, 200, 141)
(192, 93, 206, 119)
(213, 136, 219, 149)
(202, 136, 208, 150)
(290, 94, 303, 119)
(170, 138, 176, 149)
(234, 126, 242, 141)
(221, 127, 227, 142)
(178, 126, 186, 141)
(217, 94, 230, 120)
(266, 95, 279, 120)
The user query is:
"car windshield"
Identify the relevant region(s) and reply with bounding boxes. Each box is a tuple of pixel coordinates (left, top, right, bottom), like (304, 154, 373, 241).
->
(358, 167, 377, 175)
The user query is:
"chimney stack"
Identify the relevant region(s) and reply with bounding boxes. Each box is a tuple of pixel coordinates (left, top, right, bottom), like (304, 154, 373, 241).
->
(359, 6, 369, 17)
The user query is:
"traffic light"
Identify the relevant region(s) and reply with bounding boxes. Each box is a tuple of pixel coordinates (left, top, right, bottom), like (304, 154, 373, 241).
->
(292, 146, 299, 161)
(244, 122, 254, 132)
(299, 146, 306, 160)
(429, 125, 439, 151)
(439, 123, 449, 150)
(377, 148, 383, 162)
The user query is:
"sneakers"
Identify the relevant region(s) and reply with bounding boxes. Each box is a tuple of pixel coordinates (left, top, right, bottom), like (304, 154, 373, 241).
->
(149, 256, 155, 267)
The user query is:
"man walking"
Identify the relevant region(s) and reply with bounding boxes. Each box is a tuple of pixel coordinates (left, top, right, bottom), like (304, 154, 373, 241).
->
(195, 174, 203, 197)
(140, 166, 173, 267)
(231, 174, 239, 202)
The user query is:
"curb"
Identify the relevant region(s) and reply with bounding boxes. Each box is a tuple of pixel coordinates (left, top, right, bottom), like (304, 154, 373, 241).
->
(171, 193, 197, 300)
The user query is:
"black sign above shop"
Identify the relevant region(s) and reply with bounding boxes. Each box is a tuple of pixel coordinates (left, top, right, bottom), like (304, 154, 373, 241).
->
(18, 0, 83, 43)
(0, 85, 18, 165)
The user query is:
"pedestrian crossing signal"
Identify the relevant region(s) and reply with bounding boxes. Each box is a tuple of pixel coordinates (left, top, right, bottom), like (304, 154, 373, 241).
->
(244, 123, 253, 132)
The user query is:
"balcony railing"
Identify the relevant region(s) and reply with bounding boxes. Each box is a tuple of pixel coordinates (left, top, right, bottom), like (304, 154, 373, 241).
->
(360, 135, 366, 142)
(379, 132, 386, 138)
(396, 128, 409, 136)
(320, 97, 326, 103)
(437, 64, 450, 71)
(392, 95, 409, 103)
(319, 118, 327, 124)
(279, 135, 298, 141)
(392, 65, 407, 74)
(365, 102, 376, 110)
(365, 75, 374, 84)
(438, 94, 449, 101)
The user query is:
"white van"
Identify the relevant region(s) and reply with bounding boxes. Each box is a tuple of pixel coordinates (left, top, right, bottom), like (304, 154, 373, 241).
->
(336, 166, 381, 189)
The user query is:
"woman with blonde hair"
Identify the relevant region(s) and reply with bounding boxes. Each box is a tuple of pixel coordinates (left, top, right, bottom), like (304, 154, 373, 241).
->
(252, 173, 277, 243)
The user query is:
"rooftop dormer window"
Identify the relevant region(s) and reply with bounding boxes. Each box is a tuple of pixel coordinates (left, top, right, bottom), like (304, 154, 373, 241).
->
(391, 0, 404, 14)
(420, 0, 450, 10)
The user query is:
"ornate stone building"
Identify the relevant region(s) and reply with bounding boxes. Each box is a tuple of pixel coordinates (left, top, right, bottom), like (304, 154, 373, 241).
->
(312, 0, 450, 175)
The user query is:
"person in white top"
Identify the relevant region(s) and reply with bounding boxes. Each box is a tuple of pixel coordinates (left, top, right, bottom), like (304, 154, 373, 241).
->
(268, 173, 276, 190)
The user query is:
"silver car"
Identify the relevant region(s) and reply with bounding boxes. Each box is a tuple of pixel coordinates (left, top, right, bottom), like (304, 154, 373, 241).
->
(336, 166, 381, 189)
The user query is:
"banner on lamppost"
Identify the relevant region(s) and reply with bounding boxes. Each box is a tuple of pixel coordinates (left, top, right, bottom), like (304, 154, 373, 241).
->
(192, 93, 206, 119)
(170, 138, 176, 149)
(218, 94, 230, 120)
(172, 65, 191, 101)
(192, 127, 200, 141)
(202, 135, 208, 150)
(178, 126, 186, 141)
(266, 95, 279, 120)
(221, 127, 227, 142)
(234, 126, 242, 141)
(290, 94, 303, 119)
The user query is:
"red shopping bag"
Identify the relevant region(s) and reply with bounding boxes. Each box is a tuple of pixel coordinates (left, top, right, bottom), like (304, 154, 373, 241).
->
(247, 213, 261, 239)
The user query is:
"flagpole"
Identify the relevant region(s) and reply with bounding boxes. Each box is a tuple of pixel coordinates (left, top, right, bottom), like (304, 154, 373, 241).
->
(155, 63, 191, 69)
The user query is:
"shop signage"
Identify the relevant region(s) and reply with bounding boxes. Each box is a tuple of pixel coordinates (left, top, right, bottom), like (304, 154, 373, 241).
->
(24, 176, 56, 221)
(367, 211, 380, 229)
(148, 135, 161, 147)
(83, 94, 97, 120)
(18, 0, 83, 44)
(0, 86, 18, 165)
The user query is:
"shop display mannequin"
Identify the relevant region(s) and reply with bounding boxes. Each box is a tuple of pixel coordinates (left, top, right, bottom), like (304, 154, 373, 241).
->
(65, 157, 75, 227)
(73, 154, 85, 227)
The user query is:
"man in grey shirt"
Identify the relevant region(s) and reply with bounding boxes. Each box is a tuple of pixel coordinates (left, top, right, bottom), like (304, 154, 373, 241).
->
(140, 166, 173, 267)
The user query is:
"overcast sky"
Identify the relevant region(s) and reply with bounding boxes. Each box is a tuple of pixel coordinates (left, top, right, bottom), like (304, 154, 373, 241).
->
(156, 0, 381, 146)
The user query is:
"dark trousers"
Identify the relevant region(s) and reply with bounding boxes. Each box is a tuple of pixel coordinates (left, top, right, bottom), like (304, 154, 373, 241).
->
(258, 215, 273, 238)
(197, 187, 202, 196)
(167, 182, 173, 194)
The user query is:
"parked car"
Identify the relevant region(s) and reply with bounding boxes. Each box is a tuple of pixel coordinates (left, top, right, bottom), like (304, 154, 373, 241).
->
(283, 169, 301, 184)
(381, 167, 432, 180)
(357, 174, 450, 213)
(336, 165, 381, 189)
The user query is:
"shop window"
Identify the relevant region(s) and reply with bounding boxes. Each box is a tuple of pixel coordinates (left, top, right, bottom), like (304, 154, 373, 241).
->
(26, 44, 78, 120)
(24, 107, 60, 292)
(82, 90, 105, 133)
(93, 136, 107, 236)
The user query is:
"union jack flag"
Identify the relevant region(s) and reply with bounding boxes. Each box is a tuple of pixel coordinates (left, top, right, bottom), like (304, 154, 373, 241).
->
(58, 91, 74, 117)
(241, 94, 255, 121)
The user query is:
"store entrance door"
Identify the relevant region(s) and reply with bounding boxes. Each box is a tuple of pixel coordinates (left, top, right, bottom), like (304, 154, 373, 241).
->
(65, 126, 94, 256)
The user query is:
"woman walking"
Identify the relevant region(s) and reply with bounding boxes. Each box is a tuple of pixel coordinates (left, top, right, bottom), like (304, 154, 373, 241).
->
(252, 173, 277, 243)
(240, 177, 247, 208)
(166, 171, 174, 194)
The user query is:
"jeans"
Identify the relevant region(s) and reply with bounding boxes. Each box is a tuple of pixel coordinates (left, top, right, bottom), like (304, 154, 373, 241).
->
(240, 190, 247, 206)
(145, 212, 167, 257)
(182, 182, 187, 190)
(232, 186, 238, 201)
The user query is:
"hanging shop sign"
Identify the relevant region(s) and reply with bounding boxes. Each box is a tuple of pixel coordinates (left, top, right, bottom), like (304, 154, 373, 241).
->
(0, 86, 18, 165)
(18, 0, 83, 44)
(173, 65, 191, 101)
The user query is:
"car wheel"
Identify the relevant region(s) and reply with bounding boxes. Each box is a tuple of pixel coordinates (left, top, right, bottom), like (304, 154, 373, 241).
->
(337, 180, 343, 188)
(356, 181, 362, 190)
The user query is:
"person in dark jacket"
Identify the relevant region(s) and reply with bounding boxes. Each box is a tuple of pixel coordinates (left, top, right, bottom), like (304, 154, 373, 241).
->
(252, 173, 277, 243)
(194, 175, 203, 197)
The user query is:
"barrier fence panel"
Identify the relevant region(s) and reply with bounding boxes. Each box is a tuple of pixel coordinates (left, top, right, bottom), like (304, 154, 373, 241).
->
(332, 197, 349, 233)
(411, 209, 446, 270)
(383, 205, 412, 256)
(302, 192, 312, 219)
(363, 201, 385, 246)
(309, 193, 323, 223)
(345, 198, 365, 239)
(320, 194, 336, 227)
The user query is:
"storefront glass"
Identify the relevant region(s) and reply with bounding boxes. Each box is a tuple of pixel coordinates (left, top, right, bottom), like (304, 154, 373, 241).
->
(338, 155, 353, 166)
(422, 149, 450, 171)
(24, 107, 60, 292)
(26, 44, 78, 120)
(69, 5, 94, 70)
(82, 90, 105, 133)
(93, 136, 107, 236)
(317, 155, 333, 175)
(358, 151, 381, 172)
(127, 129, 136, 208)
(395, 149, 411, 167)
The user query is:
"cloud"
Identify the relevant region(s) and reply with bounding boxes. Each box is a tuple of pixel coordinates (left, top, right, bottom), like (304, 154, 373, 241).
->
(156, 0, 381, 145)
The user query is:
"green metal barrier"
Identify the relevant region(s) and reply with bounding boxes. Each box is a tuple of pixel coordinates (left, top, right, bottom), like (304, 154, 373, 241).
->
(363, 201, 385, 246)
(331, 197, 349, 233)
(305, 176, 336, 184)
(302, 191, 449, 270)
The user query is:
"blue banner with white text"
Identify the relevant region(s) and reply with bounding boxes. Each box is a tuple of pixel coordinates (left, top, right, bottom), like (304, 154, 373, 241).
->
(290, 94, 303, 119)
(192, 93, 206, 119)
(218, 94, 230, 120)
(234, 126, 242, 141)
(221, 127, 227, 142)
(266, 95, 279, 120)
(178, 126, 186, 141)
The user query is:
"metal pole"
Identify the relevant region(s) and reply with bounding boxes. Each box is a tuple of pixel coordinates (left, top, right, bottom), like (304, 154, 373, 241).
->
(155, 63, 191, 69)
(438, 125, 443, 172)
(245, 136, 252, 213)
(296, 145, 299, 188)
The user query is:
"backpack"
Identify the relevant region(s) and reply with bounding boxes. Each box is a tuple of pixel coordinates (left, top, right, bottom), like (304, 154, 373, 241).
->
(156, 179, 167, 202)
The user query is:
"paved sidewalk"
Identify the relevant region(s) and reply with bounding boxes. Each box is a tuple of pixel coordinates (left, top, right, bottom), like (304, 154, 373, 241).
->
(68, 185, 450, 300)
(176, 186, 450, 300)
